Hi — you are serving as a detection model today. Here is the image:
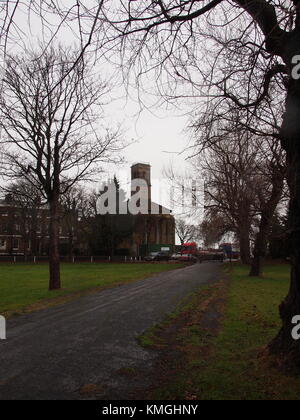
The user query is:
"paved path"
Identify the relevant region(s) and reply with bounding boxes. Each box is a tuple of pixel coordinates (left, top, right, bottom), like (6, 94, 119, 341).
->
(0, 262, 222, 400)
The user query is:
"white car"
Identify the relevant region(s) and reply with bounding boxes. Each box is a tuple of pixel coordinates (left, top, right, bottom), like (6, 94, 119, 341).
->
(170, 253, 183, 260)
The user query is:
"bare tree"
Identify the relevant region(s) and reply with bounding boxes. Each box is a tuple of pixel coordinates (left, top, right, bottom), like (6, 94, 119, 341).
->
(175, 218, 197, 245)
(193, 95, 287, 272)
(195, 97, 286, 267)
(199, 213, 231, 249)
(0, 46, 125, 290)
(201, 131, 257, 264)
(188, 26, 287, 271)
(249, 150, 286, 276)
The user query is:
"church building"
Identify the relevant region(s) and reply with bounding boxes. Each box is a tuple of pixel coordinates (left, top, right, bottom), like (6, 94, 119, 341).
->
(117, 162, 176, 256)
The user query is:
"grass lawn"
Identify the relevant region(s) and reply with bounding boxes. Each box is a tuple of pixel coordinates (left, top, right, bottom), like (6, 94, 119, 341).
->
(196, 263, 300, 400)
(0, 262, 185, 317)
(139, 262, 300, 400)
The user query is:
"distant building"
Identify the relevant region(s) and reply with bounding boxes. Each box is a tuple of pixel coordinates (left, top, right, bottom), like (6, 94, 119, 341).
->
(0, 163, 175, 257)
(117, 163, 175, 256)
(0, 198, 75, 256)
(85, 163, 176, 257)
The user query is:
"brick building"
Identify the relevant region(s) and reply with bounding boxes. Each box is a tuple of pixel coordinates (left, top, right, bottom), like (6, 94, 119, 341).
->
(0, 198, 74, 256)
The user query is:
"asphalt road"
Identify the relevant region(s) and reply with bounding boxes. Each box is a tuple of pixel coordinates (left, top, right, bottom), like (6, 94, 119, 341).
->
(0, 262, 222, 400)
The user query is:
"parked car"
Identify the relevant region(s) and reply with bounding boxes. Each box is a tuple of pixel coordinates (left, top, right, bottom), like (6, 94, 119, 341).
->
(170, 253, 182, 260)
(199, 251, 225, 262)
(178, 253, 197, 263)
(144, 251, 170, 261)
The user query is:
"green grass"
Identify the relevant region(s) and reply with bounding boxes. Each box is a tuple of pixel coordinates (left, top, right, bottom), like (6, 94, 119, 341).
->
(138, 324, 164, 347)
(195, 263, 295, 400)
(0, 262, 185, 317)
(141, 262, 300, 400)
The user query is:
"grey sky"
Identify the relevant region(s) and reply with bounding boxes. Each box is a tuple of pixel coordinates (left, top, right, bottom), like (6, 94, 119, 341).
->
(0, 2, 204, 233)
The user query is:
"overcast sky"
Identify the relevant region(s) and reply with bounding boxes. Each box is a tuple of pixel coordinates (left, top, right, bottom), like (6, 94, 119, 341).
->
(3, 3, 203, 226)
(6, 3, 195, 171)
(105, 95, 191, 185)
(102, 97, 203, 246)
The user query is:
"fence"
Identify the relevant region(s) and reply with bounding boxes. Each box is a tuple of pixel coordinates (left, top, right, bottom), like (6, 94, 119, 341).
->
(0, 255, 145, 264)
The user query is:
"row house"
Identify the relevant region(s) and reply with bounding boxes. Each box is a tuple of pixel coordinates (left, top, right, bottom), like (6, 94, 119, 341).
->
(0, 197, 77, 256)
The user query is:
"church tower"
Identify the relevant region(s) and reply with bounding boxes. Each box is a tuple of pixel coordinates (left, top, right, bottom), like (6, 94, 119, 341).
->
(131, 162, 152, 203)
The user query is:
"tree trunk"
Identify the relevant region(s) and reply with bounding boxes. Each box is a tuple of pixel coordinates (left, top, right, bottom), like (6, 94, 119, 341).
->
(249, 248, 262, 277)
(238, 227, 251, 264)
(249, 223, 267, 277)
(49, 196, 61, 290)
(268, 68, 300, 372)
(250, 177, 284, 277)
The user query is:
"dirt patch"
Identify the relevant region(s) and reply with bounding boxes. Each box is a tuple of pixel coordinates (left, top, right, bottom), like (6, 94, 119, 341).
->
(79, 383, 107, 396)
(134, 278, 229, 399)
(116, 367, 140, 378)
